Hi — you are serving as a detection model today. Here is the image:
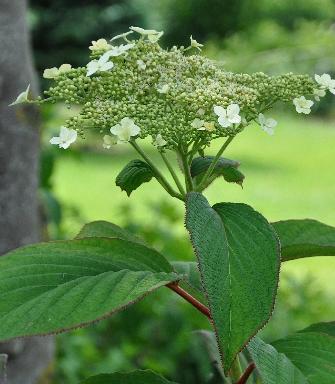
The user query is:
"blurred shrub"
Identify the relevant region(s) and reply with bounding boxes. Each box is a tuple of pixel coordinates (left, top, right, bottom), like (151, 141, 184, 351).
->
(29, 0, 141, 75)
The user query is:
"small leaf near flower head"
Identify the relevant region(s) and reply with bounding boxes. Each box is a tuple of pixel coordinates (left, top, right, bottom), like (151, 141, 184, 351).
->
(314, 88, 326, 101)
(137, 60, 146, 70)
(103, 135, 118, 149)
(153, 134, 167, 147)
(148, 31, 164, 43)
(86, 55, 114, 77)
(110, 117, 141, 143)
(9, 84, 31, 106)
(110, 31, 134, 42)
(89, 38, 112, 51)
(293, 96, 314, 114)
(214, 104, 241, 128)
(50, 126, 77, 149)
(190, 36, 203, 51)
(258, 113, 277, 135)
(157, 84, 169, 94)
(191, 118, 205, 130)
(315, 73, 335, 94)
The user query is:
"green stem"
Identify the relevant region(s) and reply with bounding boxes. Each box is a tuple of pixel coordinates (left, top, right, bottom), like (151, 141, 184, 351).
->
(196, 136, 234, 191)
(179, 145, 194, 192)
(229, 356, 243, 382)
(160, 151, 186, 196)
(130, 141, 184, 201)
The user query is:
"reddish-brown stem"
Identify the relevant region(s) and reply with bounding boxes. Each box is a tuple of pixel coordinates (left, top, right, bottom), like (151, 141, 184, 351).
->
(167, 282, 211, 319)
(235, 363, 256, 384)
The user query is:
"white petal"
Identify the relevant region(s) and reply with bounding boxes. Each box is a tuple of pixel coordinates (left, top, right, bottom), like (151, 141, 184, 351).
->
(101, 61, 114, 72)
(266, 118, 277, 129)
(110, 31, 134, 42)
(86, 61, 99, 76)
(213, 105, 226, 117)
(218, 116, 231, 128)
(227, 103, 240, 116)
(110, 124, 121, 135)
(228, 114, 241, 124)
(50, 137, 61, 145)
(258, 113, 266, 125)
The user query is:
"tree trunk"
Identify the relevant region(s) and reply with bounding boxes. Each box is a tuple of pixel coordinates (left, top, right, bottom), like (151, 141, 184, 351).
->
(0, 0, 54, 383)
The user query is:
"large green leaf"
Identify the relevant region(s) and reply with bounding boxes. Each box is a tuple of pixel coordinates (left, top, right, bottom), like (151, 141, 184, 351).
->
(272, 322, 335, 383)
(0, 238, 178, 341)
(77, 220, 144, 244)
(190, 156, 245, 189)
(272, 219, 335, 261)
(80, 370, 178, 383)
(116, 159, 154, 196)
(185, 192, 280, 372)
(248, 337, 307, 383)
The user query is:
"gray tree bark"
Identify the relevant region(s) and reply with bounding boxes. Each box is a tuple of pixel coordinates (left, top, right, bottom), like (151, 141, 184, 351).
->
(0, 1, 54, 383)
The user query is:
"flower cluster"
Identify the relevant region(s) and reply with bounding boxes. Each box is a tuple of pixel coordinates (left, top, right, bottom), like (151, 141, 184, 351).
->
(11, 26, 332, 150)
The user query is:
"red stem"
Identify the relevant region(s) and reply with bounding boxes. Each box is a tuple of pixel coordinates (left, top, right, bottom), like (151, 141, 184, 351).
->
(167, 283, 256, 383)
(235, 363, 256, 384)
(167, 282, 211, 319)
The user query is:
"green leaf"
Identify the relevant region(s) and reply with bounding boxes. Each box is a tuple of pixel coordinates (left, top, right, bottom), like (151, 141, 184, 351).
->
(272, 322, 335, 383)
(272, 219, 335, 261)
(76, 220, 144, 244)
(190, 156, 240, 177)
(185, 192, 280, 372)
(172, 261, 206, 304)
(80, 370, 178, 383)
(190, 156, 245, 188)
(0, 238, 179, 341)
(248, 337, 307, 383)
(172, 261, 202, 292)
(116, 159, 154, 196)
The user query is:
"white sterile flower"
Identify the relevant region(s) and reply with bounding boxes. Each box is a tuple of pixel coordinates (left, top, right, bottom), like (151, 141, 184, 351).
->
(315, 73, 335, 94)
(137, 59, 146, 70)
(214, 104, 241, 128)
(102, 134, 118, 149)
(130, 26, 164, 42)
(258, 113, 277, 135)
(89, 38, 112, 51)
(153, 134, 167, 147)
(110, 117, 141, 143)
(190, 36, 203, 51)
(157, 84, 169, 94)
(314, 88, 326, 101)
(50, 126, 77, 149)
(102, 44, 134, 58)
(293, 96, 314, 114)
(9, 84, 30, 106)
(86, 54, 114, 77)
(110, 31, 133, 42)
(43, 64, 72, 79)
(191, 118, 205, 129)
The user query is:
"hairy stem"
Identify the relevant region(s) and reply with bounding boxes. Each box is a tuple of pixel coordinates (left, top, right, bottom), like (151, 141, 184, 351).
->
(159, 151, 186, 196)
(196, 136, 235, 191)
(235, 363, 256, 384)
(179, 146, 194, 192)
(167, 282, 211, 318)
(130, 141, 184, 201)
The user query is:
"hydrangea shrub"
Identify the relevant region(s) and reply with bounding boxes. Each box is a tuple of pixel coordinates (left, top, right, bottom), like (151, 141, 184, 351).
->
(7, 27, 335, 383)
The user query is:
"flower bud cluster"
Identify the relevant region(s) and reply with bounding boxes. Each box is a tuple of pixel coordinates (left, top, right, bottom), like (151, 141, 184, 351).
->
(39, 29, 317, 149)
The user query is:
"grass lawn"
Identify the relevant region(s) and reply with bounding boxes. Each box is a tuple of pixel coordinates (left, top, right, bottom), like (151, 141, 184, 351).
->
(52, 113, 335, 297)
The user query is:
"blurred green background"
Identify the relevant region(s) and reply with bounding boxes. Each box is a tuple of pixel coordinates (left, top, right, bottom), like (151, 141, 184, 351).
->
(31, 0, 335, 382)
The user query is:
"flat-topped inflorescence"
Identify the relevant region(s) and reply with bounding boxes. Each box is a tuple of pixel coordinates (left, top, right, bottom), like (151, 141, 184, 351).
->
(11, 27, 333, 150)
